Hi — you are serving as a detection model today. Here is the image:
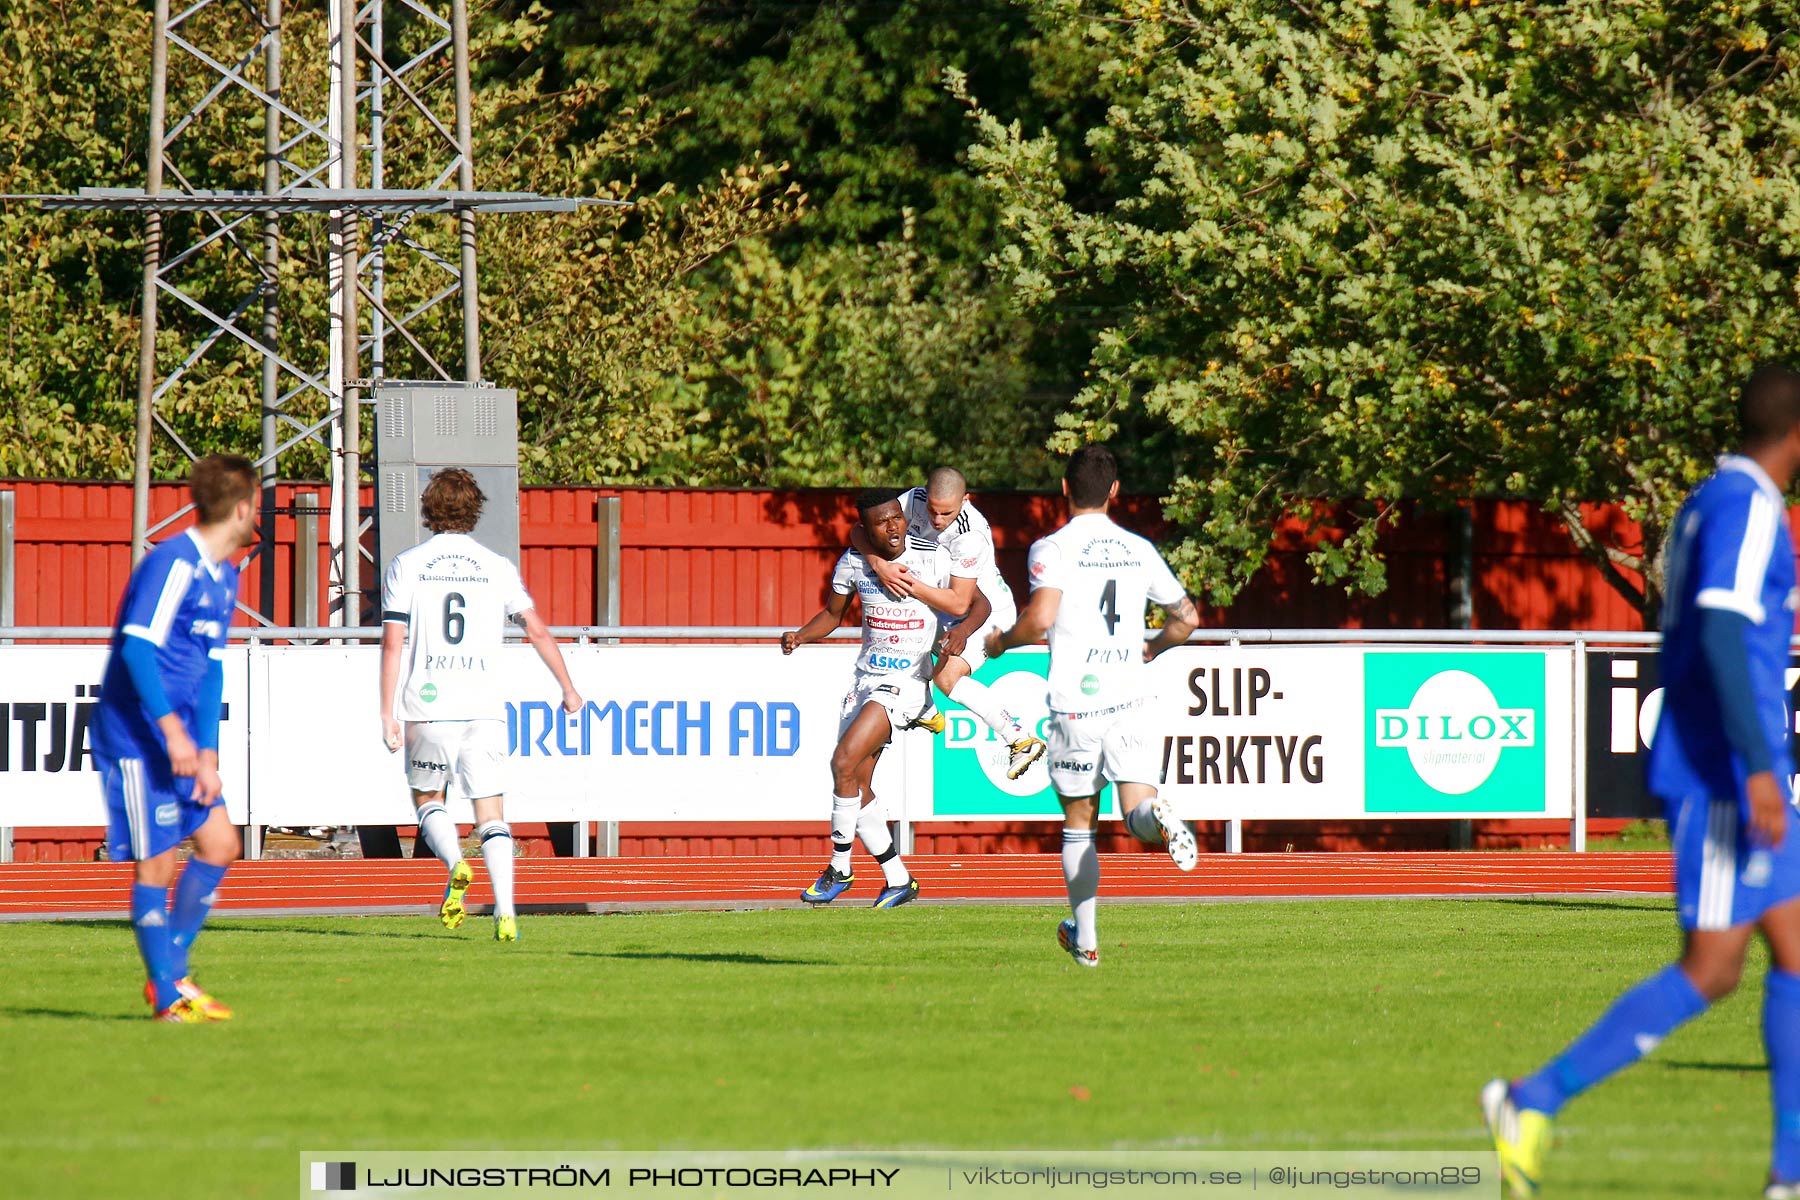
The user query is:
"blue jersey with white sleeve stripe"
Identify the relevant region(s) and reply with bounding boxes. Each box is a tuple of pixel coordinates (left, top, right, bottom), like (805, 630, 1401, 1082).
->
(93, 529, 237, 764)
(1647, 455, 1798, 809)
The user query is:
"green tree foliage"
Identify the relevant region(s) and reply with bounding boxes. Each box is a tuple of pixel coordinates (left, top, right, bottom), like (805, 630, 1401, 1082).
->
(953, 0, 1800, 622)
(0, 0, 143, 476)
(0, 0, 1055, 492)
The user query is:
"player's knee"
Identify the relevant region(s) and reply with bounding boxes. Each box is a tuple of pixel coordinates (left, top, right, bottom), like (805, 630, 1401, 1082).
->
(1681, 956, 1744, 1001)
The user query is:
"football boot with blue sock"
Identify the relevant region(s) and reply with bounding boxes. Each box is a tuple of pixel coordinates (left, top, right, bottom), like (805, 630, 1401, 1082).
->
(1481, 1079, 1553, 1197)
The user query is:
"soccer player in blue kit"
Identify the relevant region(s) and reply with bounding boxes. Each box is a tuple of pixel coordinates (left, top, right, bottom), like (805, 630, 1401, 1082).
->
(1484, 365, 1800, 1198)
(93, 454, 257, 1023)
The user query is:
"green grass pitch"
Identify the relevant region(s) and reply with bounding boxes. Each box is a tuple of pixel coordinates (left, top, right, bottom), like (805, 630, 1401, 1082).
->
(0, 899, 1776, 1199)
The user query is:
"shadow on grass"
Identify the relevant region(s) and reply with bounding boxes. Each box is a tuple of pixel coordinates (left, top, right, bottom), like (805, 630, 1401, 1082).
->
(568, 950, 824, 966)
(13, 918, 444, 942)
(202, 922, 448, 942)
(1659, 1059, 1768, 1074)
(1488, 897, 1671, 914)
(0, 1005, 143, 1023)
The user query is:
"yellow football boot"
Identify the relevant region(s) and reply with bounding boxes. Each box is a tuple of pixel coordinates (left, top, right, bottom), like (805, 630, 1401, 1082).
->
(440, 859, 474, 929)
(1481, 1078, 1554, 1197)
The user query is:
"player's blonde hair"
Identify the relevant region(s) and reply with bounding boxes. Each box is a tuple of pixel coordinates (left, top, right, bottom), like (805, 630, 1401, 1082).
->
(421, 468, 485, 533)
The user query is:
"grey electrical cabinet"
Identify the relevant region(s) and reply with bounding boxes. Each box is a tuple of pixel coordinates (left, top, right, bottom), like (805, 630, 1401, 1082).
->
(373, 381, 521, 570)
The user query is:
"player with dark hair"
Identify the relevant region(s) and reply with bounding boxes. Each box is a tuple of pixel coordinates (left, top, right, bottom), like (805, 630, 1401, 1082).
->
(781, 487, 991, 908)
(852, 466, 1047, 779)
(1484, 363, 1800, 1198)
(986, 444, 1202, 967)
(94, 453, 258, 1021)
(379, 467, 583, 942)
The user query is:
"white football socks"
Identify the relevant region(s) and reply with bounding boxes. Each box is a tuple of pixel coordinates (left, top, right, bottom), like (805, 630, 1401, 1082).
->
(416, 802, 463, 868)
(950, 677, 1026, 741)
(1124, 799, 1163, 845)
(1061, 827, 1099, 951)
(856, 800, 911, 886)
(830, 794, 860, 873)
(475, 820, 515, 919)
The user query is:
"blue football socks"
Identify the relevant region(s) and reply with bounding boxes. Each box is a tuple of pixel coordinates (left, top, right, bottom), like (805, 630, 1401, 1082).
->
(131, 882, 178, 1010)
(1765, 968, 1800, 1183)
(1512, 963, 1709, 1116)
(168, 859, 229, 981)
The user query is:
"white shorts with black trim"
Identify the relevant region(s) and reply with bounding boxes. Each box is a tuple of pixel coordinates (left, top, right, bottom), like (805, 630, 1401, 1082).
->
(838, 671, 934, 746)
(1046, 700, 1159, 798)
(405, 718, 508, 799)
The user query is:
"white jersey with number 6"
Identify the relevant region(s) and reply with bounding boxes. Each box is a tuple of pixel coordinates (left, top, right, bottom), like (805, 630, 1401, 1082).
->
(382, 532, 535, 722)
(1028, 513, 1185, 713)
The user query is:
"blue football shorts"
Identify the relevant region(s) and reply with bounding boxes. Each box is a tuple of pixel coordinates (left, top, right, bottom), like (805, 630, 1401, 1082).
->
(100, 753, 218, 862)
(1667, 793, 1800, 931)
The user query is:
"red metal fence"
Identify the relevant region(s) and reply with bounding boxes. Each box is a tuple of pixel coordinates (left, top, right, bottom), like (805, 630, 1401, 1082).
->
(3, 479, 1672, 630)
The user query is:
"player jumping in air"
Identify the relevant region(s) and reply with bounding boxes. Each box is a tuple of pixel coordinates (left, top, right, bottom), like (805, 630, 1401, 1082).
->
(782, 487, 992, 908)
(851, 467, 1048, 780)
(986, 445, 1201, 967)
(94, 454, 257, 1022)
(1483, 364, 1800, 1199)
(379, 468, 583, 942)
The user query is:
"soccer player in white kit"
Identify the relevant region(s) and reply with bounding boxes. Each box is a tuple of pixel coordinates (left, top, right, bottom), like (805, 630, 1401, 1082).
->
(378, 468, 584, 942)
(782, 488, 992, 908)
(986, 445, 1200, 967)
(852, 467, 1048, 780)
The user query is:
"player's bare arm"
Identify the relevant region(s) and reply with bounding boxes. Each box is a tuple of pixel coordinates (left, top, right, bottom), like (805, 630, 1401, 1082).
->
(938, 584, 993, 660)
(156, 711, 202, 780)
(1144, 594, 1200, 662)
(781, 588, 853, 654)
(848, 522, 917, 596)
(378, 619, 406, 751)
(519, 607, 584, 714)
(193, 748, 224, 807)
(907, 573, 978, 618)
(986, 586, 1060, 660)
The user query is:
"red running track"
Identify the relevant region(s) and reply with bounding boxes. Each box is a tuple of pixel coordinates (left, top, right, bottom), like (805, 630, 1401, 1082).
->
(0, 852, 1673, 920)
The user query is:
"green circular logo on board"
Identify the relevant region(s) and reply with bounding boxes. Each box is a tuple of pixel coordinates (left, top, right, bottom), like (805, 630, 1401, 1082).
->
(420, 683, 438, 703)
(1080, 674, 1100, 696)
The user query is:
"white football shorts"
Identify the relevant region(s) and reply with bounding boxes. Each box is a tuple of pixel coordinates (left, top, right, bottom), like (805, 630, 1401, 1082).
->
(404, 718, 508, 799)
(1046, 701, 1158, 798)
(838, 671, 934, 746)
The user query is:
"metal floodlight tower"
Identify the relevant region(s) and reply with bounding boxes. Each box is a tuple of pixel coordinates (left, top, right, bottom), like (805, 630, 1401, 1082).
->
(28, 0, 622, 627)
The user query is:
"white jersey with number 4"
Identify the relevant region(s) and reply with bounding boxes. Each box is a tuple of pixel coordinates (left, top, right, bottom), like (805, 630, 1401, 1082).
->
(382, 532, 535, 721)
(831, 537, 956, 681)
(902, 487, 1017, 627)
(1028, 513, 1185, 713)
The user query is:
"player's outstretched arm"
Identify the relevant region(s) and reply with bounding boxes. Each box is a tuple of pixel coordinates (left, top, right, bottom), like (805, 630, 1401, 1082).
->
(519, 608, 584, 714)
(986, 587, 1060, 660)
(378, 619, 407, 751)
(1145, 595, 1201, 662)
(782, 590, 853, 654)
